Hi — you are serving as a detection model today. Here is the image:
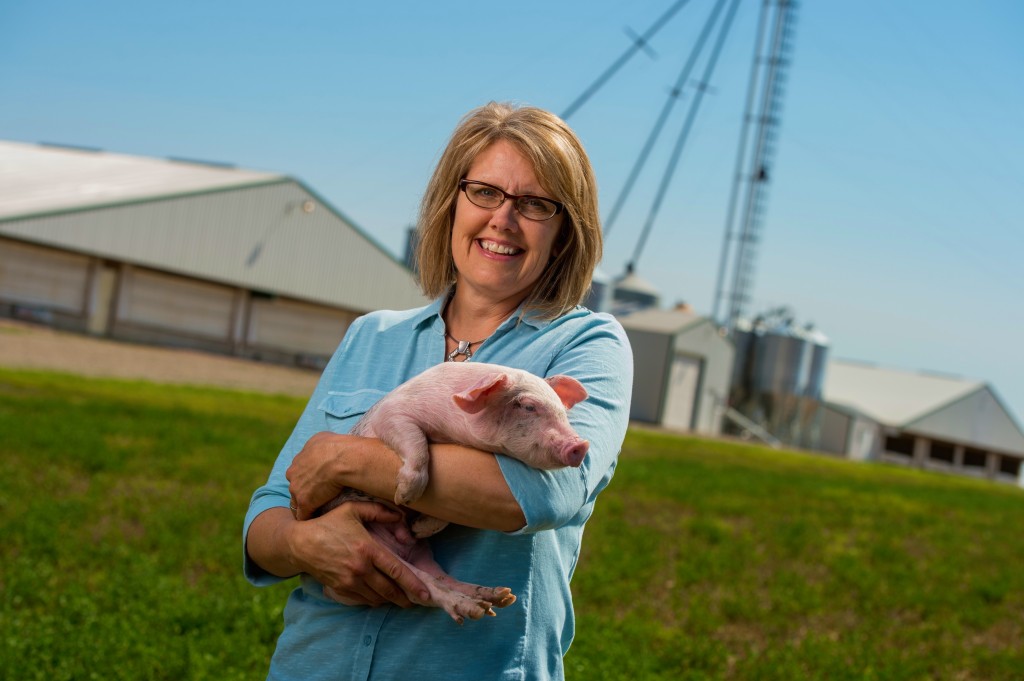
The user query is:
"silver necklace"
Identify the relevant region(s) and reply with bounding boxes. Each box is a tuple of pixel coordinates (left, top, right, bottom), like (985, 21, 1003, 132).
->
(445, 331, 488, 362)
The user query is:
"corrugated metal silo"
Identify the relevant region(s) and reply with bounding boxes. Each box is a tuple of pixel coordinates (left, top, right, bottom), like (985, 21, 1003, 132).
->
(726, 309, 830, 448)
(611, 266, 661, 316)
(584, 266, 612, 312)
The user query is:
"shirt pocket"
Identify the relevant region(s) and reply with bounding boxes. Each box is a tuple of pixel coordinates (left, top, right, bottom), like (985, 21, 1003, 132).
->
(318, 390, 385, 434)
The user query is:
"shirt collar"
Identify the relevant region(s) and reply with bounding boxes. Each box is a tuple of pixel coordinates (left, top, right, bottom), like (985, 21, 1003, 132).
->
(412, 296, 445, 327)
(421, 291, 540, 338)
(410, 296, 446, 338)
(420, 289, 554, 333)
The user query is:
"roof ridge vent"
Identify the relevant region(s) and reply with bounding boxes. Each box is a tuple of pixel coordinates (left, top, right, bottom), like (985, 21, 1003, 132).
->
(37, 141, 104, 153)
(166, 155, 237, 169)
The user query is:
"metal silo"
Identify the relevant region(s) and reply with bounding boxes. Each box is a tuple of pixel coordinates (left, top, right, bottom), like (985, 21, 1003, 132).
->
(729, 318, 755, 402)
(725, 308, 829, 448)
(801, 326, 829, 400)
(796, 325, 829, 448)
(611, 265, 661, 316)
(752, 322, 810, 396)
(584, 266, 613, 312)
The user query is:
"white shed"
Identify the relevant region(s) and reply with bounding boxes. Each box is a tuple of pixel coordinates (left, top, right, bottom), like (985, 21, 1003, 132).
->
(618, 307, 734, 435)
(0, 141, 426, 366)
(820, 359, 1024, 485)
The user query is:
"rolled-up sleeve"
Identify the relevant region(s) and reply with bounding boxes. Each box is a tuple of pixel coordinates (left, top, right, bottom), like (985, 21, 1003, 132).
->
(499, 312, 632, 533)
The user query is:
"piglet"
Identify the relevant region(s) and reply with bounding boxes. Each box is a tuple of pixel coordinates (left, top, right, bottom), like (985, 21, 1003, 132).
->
(320, 362, 589, 624)
(355, 362, 590, 507)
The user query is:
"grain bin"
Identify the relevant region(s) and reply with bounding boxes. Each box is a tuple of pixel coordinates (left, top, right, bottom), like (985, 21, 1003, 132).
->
(727, 309, 829, 447)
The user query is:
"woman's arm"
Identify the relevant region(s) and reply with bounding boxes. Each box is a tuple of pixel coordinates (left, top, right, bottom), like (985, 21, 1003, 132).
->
(247, 431, 525, 607)
(287, 431, 527, 532)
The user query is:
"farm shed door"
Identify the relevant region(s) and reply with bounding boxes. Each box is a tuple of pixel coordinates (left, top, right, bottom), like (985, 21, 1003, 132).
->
(0, 238, 90, 314)
(663, 354, 701, 431)
(115, 267, 235, 340)
(246, 297, 355, 357)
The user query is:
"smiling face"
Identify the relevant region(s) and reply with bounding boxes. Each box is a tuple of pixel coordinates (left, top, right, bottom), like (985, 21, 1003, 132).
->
(450, 139, 564, 309)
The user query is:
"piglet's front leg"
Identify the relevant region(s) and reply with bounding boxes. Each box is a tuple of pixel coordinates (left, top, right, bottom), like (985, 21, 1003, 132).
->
(378, 418, 432, 506)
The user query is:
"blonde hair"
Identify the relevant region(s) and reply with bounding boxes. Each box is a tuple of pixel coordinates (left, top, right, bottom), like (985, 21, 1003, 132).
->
(416, 102, 602, 320)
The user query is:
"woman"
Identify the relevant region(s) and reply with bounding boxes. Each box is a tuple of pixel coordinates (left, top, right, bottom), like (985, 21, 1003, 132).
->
(244, 102, 632, 680)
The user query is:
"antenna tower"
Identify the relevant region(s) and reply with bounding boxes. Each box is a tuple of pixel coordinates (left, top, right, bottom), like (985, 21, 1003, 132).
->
(712, 0, 799, 332)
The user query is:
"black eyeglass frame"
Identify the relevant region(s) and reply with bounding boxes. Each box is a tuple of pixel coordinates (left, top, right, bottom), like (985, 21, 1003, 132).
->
(458, 179, 565, 221)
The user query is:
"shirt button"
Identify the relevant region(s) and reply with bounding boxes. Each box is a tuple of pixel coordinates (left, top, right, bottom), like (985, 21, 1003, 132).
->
(363, 635, 372, 646)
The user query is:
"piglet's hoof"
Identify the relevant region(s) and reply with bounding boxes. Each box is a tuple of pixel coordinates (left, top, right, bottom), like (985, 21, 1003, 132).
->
(441, 588, 516, 625)
(410, 514, 449, 538)
(394, 470, 428, 506)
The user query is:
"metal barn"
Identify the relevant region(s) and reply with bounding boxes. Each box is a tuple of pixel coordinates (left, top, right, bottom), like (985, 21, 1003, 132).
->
(0, 141, 426, 366)
(820, 359, 1024, 485)
(619, 307, 734, 435)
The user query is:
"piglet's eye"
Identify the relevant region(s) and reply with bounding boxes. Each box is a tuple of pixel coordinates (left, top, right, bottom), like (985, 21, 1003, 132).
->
(515, 400, 537, 413)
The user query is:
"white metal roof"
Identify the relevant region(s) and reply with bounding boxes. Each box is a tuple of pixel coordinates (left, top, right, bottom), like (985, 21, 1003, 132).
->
(0, 140, 282, 220)
(610, 305, 708, 333)
(0, 140, 426, 314)
(824, 359, 983, 425)
(824, 359, 1024, 454)
(617, 307, 705, 335)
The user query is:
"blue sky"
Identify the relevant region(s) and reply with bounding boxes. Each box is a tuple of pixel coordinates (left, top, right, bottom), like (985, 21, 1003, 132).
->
(2, 0, 1022, 424)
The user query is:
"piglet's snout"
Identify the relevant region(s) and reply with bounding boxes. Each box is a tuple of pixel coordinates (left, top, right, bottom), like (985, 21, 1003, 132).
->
(561, 439, 589, 467)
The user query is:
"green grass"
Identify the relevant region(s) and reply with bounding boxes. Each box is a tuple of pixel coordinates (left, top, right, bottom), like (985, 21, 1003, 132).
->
(569, 431, 1024, 680)
(0, 369, 298, 679)
(2, 369, 1023, 679)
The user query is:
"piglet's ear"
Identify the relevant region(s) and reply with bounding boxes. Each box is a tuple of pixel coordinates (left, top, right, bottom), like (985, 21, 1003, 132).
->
(452, 373, 511, 414)
(546, 375, 588, 409)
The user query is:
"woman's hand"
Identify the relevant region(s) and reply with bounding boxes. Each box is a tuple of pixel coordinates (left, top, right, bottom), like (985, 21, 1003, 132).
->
(247, 504, 429, 608)
(287, 431, 363, 520)
(288, 501, 429, 607)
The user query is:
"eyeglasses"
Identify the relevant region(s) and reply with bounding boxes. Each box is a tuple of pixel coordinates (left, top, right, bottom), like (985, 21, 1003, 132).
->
(458, 179, 564, 222)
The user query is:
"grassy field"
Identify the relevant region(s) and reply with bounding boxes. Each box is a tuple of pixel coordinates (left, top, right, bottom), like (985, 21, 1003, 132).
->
(1, 368, 1022, 679)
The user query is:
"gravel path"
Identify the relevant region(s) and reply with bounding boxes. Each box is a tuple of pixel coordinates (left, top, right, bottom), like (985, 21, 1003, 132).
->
(0, 318, 320, 398)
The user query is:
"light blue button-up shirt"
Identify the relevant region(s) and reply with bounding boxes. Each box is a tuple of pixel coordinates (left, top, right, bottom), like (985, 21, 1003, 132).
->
(244, 296, 632, 681)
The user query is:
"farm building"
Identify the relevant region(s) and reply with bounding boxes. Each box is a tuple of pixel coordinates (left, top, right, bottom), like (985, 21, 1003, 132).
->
(619, 307, 734, 435)
(0, 140, 426, 367)
(820, 359, 1024, 485)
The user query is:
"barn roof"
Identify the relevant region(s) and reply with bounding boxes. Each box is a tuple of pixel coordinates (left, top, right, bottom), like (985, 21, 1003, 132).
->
(824, 359, 981, 425)
(617, 307, 706, 335)
(0, 140, 283, 220)
(824, 358, 1024, 455)
(0, 140, 426, 314)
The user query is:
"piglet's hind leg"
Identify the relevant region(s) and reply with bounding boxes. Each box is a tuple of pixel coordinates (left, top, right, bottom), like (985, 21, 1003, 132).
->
(410, 513, 450, 538)
(404, 541, 516, 624)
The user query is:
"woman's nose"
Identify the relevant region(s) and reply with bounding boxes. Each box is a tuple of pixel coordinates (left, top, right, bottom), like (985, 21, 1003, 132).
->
(489, 200, 521, 231)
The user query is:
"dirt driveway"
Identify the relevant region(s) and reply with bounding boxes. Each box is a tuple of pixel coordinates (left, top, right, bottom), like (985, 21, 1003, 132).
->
(0, 318, 320, 398)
